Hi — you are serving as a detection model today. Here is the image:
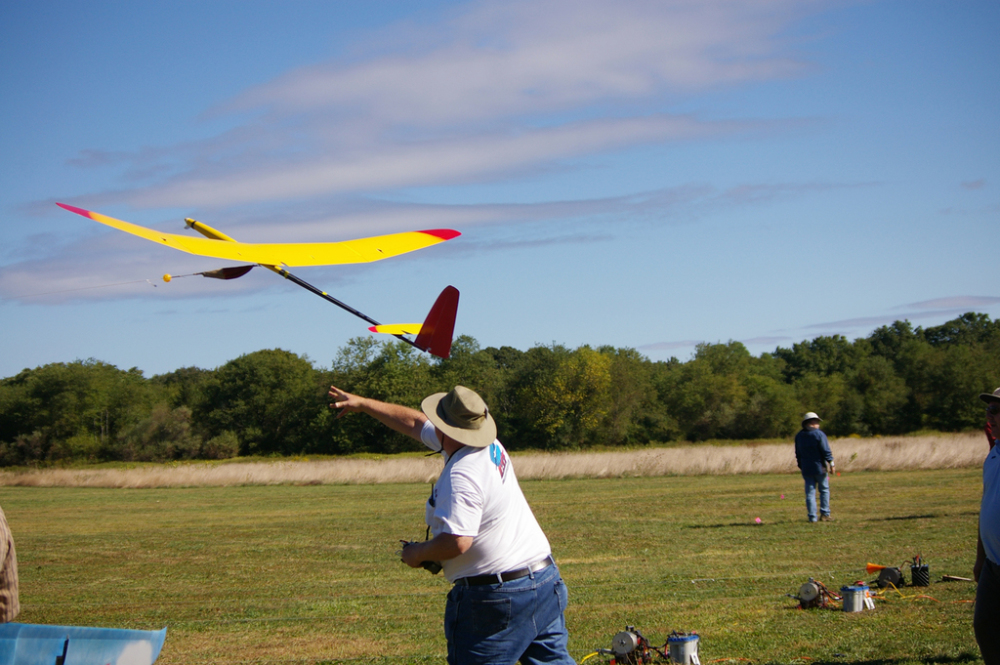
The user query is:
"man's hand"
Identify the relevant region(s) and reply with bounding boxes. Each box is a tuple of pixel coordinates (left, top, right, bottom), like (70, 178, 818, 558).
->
(399, 540, 425, 568)
(399, 541, 442, 573)
(328, 385, 427, 439)
(399, 532, 473, 571)
(328, 385, 366, 418)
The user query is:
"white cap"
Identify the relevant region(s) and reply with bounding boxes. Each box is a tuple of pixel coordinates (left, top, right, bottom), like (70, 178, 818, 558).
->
(802, 412, 822, 423)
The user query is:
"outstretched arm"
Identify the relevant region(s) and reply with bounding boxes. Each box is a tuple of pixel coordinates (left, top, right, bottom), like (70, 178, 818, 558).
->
(328, 385, 428, 442)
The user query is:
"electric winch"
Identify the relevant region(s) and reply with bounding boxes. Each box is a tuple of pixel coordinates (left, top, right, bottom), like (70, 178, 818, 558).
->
(580, 626, 700, 665)
(791, 578, 840, 609)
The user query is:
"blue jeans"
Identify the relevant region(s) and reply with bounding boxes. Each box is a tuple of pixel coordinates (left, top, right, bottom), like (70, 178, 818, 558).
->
(975, 558, 1000, 664)
(444, 563, 574, 665)
(803, 473, 830, 521)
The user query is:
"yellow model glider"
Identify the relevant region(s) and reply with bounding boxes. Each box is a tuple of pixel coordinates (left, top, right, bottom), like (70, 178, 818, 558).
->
(56, 202, 462, 358)
(56, 202, 459, 266)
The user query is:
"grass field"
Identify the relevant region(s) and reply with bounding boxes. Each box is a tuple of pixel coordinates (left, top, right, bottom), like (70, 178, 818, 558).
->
(0, 465, 984, 664)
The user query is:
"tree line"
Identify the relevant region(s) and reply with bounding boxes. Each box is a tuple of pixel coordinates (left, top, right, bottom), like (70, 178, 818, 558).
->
(2, 312, 999, 465)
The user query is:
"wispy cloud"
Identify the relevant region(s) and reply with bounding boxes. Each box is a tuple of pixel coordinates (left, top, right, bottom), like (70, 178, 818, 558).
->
(638, 298, 1000, 360)
(59, 0, 823, 211)
(904, 296, 1000, 310)
(740, 335, 793, 346)
(122, 115, 749, 208)
(803, 299, 1000, 335)
(637, 339, 706, 352)
(222, 0, 813, 125)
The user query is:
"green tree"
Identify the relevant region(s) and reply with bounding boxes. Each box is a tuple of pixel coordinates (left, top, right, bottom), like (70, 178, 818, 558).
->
(848, 355, 910, 434)
(197, 349, 324, 455)
(593, 346, 674, 446)
(117, 404, 202, 461)
(775, 335, 865, 382)
(322, 338, 434, 454)
(0, 359, 153, 464)
(923, 312, 1000, 348)
(917, 344, 997, 431)
(150, 366, 212, 409)
(660, 342, 751, 440)
(511, 345, 612, 449)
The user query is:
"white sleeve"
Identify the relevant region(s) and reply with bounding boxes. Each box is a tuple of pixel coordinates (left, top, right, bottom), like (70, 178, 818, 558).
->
(419, 420, 442, 453)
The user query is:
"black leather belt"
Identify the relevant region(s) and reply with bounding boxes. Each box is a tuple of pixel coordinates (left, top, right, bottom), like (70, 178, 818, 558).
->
(457, 556, 554, 586)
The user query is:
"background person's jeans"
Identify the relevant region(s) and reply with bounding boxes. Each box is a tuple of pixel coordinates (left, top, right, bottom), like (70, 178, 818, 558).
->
(975, 558, 1000, 664)
(444, 563, 575, 665)
(802, 473, 830, 522)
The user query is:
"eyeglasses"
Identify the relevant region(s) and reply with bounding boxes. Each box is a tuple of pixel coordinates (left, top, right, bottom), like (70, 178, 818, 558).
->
(988, 404, 1000, 415)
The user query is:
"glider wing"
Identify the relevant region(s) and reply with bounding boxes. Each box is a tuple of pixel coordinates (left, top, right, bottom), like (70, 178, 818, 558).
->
(56, 203, 460, 266)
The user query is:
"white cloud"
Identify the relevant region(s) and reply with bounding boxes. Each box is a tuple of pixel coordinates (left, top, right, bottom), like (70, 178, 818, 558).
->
(905, 296, 1000, 310)
(224, 0, 812, 126)
(125, 114, 746, 207)
(64, 0, 824, 210)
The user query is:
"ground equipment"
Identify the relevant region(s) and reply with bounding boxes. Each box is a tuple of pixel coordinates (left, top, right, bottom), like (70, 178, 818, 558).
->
(910, 555, 930, 587)
(792, 578, 840, 609)
(579, 626, 699, 665)
(841, 583, 874, 611)
(866, 562, 906, 588)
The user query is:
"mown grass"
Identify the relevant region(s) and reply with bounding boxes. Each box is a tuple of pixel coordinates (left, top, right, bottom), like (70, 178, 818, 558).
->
(1, 467, 983, 664)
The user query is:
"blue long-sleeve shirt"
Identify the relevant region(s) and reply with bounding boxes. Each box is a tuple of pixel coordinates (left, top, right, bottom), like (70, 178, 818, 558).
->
(795, 428, 834, 476)
(981, 446, 1000, 564)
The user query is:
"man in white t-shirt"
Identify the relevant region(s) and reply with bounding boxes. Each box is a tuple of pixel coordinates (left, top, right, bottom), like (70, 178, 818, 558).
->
(329, 384, 574, 665)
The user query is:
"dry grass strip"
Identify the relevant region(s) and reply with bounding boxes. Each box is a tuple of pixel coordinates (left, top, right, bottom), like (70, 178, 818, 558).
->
(0, 432, 985, 489)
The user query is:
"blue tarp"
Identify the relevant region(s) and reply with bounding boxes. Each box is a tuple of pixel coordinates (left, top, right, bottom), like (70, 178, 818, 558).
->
(0, 623, 166, 665)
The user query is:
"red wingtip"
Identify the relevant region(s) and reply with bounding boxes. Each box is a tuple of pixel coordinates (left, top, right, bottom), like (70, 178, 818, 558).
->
(56, 202, 94, 218)
(419, 229, 461, 241)
(414, 286, 459, 359)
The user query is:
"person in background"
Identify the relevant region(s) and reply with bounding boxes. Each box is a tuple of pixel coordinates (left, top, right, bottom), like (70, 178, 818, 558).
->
(328, 384, 575, 665)
(794, 412, 835, 523)
(0, 504, 19, 622)
(974, 387, 1000, 663)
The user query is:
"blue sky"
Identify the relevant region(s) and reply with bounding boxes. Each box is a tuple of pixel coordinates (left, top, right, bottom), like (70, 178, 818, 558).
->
(1, 0, 998, 378)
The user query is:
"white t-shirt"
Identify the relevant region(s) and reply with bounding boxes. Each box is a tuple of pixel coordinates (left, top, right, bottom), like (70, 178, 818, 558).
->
(420, 420, 552, 582)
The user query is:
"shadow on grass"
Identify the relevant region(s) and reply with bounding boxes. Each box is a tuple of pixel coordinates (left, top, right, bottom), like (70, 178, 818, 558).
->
(686, 522, 791, 529)
(866, 510, 979, 522)
(806, 651, 981, 665)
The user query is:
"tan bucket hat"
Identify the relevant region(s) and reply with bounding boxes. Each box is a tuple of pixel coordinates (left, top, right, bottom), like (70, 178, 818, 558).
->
(421, 385, 497, 448)
(980, 387, 1000, 404)
(802, 411, 822, 424)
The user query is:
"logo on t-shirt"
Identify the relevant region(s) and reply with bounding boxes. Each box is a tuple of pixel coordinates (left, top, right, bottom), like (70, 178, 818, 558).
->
(489, 442, 508, 480)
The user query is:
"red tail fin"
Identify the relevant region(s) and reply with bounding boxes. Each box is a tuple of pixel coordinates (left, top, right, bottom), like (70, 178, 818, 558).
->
(414, 286, 459, 359)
